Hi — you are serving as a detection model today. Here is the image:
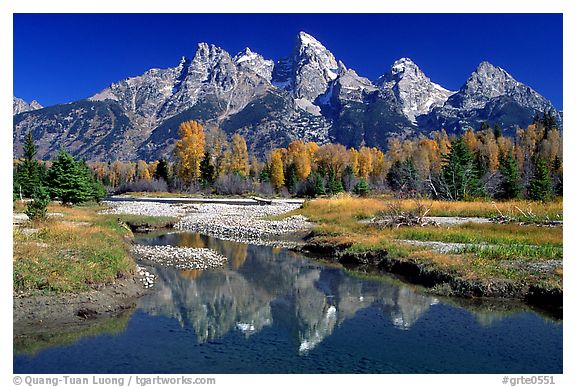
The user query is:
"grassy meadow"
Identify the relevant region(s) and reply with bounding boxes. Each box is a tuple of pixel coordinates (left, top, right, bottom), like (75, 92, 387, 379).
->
(291, 195, 563, 290)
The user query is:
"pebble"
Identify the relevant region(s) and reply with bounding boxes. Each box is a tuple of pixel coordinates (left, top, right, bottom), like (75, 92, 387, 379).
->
(132, 245, 228, 270)
(136, 264, 156, 288)
(101, 201, 197, 217)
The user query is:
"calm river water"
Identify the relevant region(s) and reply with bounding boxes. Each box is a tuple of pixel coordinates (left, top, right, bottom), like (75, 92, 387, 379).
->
(14, 232, 562, 373)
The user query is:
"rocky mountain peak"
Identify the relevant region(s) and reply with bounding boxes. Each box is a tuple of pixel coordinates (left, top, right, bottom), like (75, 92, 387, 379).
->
(376, 58, 454, 123)
(270, 31, 342, 115)
(233, 47, 274, 81)
(13, 96, 43, 115)
(448, 60, 551, 111)
(389, 57, 420, 77)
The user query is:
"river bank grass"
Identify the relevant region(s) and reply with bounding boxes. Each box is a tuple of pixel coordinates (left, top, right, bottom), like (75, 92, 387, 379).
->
(12, 202, 171, 295)
(291, 195, 563, 292)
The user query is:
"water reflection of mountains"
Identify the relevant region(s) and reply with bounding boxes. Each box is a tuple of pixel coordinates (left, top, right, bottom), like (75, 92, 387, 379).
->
(137, 233, 439, 353)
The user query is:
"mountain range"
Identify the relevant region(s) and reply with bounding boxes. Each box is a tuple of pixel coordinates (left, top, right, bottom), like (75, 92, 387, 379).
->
(13, 31, 561, 161)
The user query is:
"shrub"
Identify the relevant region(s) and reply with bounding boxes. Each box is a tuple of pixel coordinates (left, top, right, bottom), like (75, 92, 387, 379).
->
(25, 186, 50, 220)
(214, 174, 253, 195)
(353, 179, 370, 196)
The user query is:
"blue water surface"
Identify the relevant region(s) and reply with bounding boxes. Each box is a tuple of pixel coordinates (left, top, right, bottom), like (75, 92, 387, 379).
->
(14, 233, 562, 374)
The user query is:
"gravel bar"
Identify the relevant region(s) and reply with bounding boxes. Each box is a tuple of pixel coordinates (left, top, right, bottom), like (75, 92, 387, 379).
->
(132, 245, 227, 270)
(102, 200, 312, 245)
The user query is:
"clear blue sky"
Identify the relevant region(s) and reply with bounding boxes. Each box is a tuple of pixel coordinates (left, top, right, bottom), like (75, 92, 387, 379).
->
(13, 13, 563, 109)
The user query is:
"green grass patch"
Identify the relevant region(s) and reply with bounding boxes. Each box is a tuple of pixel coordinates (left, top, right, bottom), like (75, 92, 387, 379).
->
(116, 214, 178, 228)
(396, 223, 562, 248)
(456, 244, 563, 261)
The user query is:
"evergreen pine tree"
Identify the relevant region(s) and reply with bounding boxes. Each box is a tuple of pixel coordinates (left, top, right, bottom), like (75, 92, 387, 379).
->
(78, 160, 107, 202)
(285, 163, 299, 194)
(48, 150, 99, 205)
(259, 163, 271, 183)
(496, 153, 521, 199)
(314, 173, 326, 196)
(154, 158, 170, 183)
(440, 138, 482, 200)
(14, 131, 41, 198)
(493, 124, 502, 139)
(386, 158, 419, 193)
(327, 170, 344, 194)
(353, 178, 370, 196)
(199, 152, 215, 187)
(527, 157, 553, 201)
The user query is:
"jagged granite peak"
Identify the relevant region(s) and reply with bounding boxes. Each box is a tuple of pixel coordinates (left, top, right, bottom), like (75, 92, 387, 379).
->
(89, 59, 188, 130)
(233, 47, 274, 81)
(447, 61, 553, 111)
(272, 31, 340, 114)
(419, 61, 560, 133)
(376, 57, 455, 123)
(319, 66, 377, 107)
(13, 96, 43, 115)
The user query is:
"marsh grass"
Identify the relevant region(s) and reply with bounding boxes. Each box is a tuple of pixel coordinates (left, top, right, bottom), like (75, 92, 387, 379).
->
(293, 195, 563, 288)
(13, 203, 136, 294)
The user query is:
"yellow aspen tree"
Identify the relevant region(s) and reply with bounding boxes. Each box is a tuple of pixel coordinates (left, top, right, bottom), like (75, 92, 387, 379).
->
(231, 133, 250, 176)
(401, 139, 415, 160)
(136, 160, 151, 181)
(546, 128, 562, 165)
(434, 129, 451, 155)
(370, 147, 386, 177)
(497, 136, 513, 158)
(174, 120, 205, 185)
(306, 141, 320, 167)
(412, 146, 431, 180)
(219, 150, 233, 176)
(358, 146, 373, 179)
(206, 126, 229, 178)
(111, 161, 123, 187)
(122, 162, 136, 184)
(348, 148, 359, 176)
(270, 148, 285, 190)
(487, 140, 500, 172)
(147, 160, 159, 178)
(316, 144, 349, 177)
(92, 162, 106, 181)
(524, 124, 538, 158)
(249, 154, 261, 177)
(287, 140, 312, 180)
(419, 139, 441, 173)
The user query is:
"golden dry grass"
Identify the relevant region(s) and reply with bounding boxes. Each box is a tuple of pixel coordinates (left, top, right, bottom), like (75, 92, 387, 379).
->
(395, 198, 562, 219)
